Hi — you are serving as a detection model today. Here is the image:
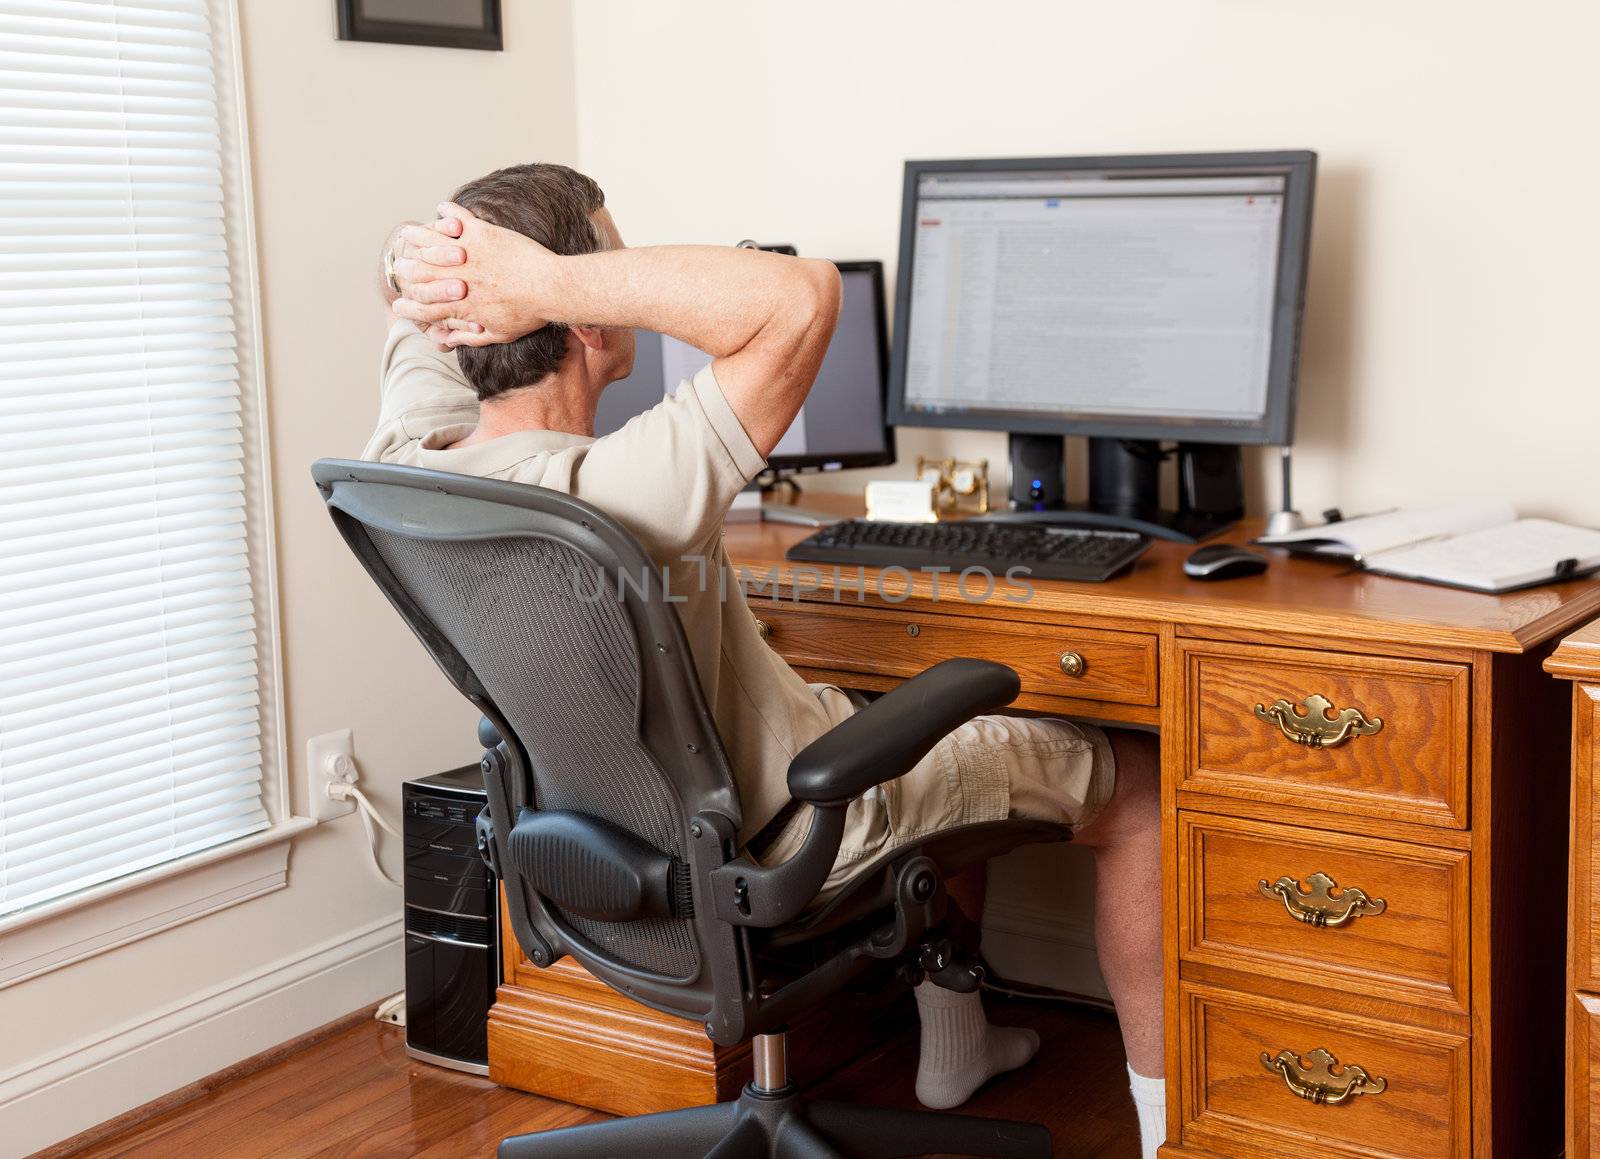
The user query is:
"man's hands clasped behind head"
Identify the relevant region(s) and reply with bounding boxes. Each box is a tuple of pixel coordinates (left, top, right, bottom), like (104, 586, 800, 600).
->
(391, 203, 553, 351)
(382, 186, 840, 456)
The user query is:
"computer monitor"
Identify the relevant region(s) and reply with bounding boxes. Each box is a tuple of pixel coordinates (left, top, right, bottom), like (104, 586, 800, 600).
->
(885, 151, 1316, 539)
(596, 259, 894, 475)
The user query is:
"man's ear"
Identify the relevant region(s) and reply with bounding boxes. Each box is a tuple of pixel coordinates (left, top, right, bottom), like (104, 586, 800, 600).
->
(570, 324, 606, 352)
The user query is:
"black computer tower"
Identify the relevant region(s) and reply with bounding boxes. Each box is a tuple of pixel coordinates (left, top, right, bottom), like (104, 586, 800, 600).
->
(402, 766, 499, 1074)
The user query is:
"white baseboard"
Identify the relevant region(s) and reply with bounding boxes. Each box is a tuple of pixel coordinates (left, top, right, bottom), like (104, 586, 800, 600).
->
(0, 914, 404, 1158)
(982, 895, 1110, 1002)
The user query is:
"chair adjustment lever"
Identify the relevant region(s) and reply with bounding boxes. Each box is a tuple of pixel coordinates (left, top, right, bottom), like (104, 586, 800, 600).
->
(709, 805, 849, 927)
(475, 807, 501, 878)
(915, 935, 986, 994)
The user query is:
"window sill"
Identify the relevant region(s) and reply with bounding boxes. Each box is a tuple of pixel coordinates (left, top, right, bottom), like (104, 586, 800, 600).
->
(0, 817, 315, 990)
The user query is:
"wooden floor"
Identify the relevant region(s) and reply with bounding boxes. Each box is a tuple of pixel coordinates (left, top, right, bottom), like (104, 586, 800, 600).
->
(59, 995, 1140, 1158)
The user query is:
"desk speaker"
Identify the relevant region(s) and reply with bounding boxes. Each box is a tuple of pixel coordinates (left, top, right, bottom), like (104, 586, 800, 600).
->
(1007, 434, 1064, 508)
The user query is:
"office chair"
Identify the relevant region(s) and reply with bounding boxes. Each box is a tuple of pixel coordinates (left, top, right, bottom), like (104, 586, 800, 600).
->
(314, 459, 1071, 1158)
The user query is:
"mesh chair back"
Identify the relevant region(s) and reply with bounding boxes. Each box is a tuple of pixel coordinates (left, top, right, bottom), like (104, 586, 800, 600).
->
(314, 460, 743, 997)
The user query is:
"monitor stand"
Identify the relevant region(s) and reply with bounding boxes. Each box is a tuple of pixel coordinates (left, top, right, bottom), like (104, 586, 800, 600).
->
(980, 436, 1243, 544)
(754, 472, 844, 528)
(983, 504, 1235, 543)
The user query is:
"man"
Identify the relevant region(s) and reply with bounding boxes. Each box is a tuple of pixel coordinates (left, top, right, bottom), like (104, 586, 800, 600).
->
(372, 163, 1166, 1157)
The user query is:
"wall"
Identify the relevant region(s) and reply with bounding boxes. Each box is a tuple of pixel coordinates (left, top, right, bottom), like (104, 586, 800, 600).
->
(0, 2, 576, 1151)
(572, 0, 1600, 523)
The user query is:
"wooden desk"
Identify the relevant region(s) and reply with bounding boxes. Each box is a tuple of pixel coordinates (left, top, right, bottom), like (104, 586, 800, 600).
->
(1546, 620, 1600, 1156)
(492, 505, 1600, 1155)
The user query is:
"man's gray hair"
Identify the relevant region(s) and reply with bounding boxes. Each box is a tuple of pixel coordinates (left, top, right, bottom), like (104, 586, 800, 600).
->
(449, 162, 608, 401)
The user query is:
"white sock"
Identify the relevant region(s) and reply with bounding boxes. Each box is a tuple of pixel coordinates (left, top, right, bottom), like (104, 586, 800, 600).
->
(1127, 1065, 1167, 1159)
(912, 982, 1041, 1110)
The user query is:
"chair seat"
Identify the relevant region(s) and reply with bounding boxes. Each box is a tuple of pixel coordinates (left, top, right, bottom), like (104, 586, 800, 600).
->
(762, 817, 1070, 949)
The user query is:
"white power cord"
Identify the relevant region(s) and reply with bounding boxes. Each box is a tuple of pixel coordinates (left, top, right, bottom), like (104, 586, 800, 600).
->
(375, 990, 407, 1027)
(327, 779, 402, 886)
(319, 761, 406, 1026)
(982, 976, 1115, 1012)
(348, 784, 402, 838)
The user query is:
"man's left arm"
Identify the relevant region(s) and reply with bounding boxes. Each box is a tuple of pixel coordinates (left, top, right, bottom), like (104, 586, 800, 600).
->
(363, 324, 480, 460)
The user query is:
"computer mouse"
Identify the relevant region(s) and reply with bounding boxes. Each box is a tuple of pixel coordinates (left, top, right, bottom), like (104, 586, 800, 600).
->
(1184, 543, 1269, 580)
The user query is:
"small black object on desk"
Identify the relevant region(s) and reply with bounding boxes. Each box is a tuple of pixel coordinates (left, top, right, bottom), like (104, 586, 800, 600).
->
(1184, 543, 1269, 581)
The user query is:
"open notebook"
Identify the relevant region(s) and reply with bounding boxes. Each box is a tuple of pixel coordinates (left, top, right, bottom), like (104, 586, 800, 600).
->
(1255, 500, 1600, 593)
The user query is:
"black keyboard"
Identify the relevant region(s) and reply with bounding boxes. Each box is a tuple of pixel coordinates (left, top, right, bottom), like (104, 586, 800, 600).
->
(786, 519, 1153, 583)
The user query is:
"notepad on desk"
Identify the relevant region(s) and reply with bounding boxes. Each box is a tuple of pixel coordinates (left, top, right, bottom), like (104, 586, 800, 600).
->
(1256, 500, 1600, 593)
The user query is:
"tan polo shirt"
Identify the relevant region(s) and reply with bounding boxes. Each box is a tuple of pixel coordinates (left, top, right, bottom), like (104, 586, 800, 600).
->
(362, 323, 846, 839)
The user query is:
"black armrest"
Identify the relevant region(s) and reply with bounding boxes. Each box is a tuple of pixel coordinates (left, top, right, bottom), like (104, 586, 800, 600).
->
(787, 658, 1021, 805)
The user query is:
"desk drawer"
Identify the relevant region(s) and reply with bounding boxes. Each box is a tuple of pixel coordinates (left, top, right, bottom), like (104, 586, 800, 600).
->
(1179, 983, 1469, 1158)
(1179, 814, 1469, 1013)
(752, 601, 1157, 706)
(1179, 640, 1471, 829)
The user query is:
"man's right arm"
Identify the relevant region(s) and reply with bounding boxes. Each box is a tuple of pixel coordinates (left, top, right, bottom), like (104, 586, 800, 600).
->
(392, 209, 841, 457)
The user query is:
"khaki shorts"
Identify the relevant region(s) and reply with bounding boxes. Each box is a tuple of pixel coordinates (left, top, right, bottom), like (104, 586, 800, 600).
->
(757, 686, 1117, 903)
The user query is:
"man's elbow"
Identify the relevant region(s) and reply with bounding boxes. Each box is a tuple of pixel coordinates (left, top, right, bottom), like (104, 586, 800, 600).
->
(797, 258, 842, 331)
(744, 258, 842, 372)
(770, 258, 840, 352)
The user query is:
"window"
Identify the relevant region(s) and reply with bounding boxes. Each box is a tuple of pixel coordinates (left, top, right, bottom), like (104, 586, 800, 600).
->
(0, 0, 281, 921)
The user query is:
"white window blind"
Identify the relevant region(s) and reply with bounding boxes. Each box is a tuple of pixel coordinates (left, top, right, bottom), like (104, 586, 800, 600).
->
(0, 0, 268, 918)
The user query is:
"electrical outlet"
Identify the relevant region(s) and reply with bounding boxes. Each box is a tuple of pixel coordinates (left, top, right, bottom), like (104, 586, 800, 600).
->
(307, 728, 357, 823)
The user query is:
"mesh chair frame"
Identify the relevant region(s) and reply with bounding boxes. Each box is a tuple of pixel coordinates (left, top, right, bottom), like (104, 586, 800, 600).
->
(316, 458, 756, 1034)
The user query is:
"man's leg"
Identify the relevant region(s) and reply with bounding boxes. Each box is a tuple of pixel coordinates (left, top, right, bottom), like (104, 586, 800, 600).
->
(1073, 728, 1165, 1155)
(814, 706, 1162, 1133)
(942, 725, 1163, 1074)
(941, 727, 1164, 1152)
(1072, 729, 1163, 1073)
(915, 821, 1037, 1111)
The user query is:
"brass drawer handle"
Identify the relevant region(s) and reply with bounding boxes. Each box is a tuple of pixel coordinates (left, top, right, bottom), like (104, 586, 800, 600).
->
(754, 618, 771, 640)
(1259, 872, 1387, 929)
(1058, 650, 1086, 678)
(1260, 1047, 1387, 1105)
(1254, 693, 1383, 748)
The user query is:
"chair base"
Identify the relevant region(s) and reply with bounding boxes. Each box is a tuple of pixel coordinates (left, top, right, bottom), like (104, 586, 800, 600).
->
(498, 1082, 1053, 1159)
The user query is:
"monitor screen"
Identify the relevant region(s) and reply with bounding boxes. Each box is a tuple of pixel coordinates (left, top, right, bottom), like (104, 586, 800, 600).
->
(886, 152, 1315, 445)
(595, 260, 893, 472)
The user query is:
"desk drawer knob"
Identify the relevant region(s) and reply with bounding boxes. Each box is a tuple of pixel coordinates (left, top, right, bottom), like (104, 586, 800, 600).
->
(1260, 1046, 1387, 1105)
(1058, 651, 1086, 678)
(1259, 871, 1387, 929)
(1254, 693, 1383, 748)
(754, 618, 771, 640)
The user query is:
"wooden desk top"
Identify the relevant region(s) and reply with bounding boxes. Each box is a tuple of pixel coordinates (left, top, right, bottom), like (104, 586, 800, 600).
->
(725, 497, 1600, 655)
(1547, 617, 1600, 681)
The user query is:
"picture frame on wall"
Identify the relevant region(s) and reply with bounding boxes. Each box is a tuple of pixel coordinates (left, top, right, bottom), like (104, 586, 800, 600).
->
(336, 0, 502, 52)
